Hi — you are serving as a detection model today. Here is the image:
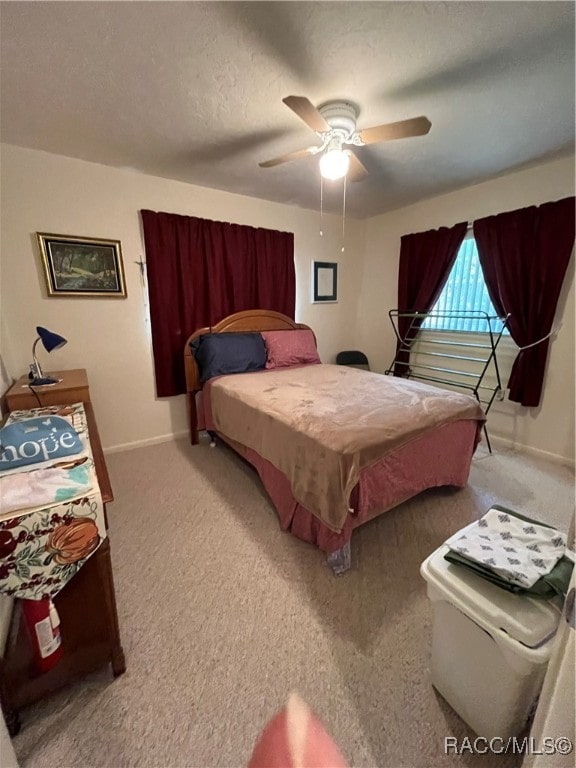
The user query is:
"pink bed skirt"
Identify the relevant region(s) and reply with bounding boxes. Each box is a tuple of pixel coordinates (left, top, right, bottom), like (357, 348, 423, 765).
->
(223, 420, 478, 553)
(198, 388, 479, 553)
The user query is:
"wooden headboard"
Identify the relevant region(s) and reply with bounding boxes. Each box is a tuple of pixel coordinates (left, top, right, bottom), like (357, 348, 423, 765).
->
(184, 309, 313, 444)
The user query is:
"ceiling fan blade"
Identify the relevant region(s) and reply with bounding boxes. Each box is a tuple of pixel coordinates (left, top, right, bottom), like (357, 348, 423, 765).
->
(346, 150, 369, 182)
(283, 95, 330, 133)
(259, 146, 318, 168)
(359, 116, 432, 145)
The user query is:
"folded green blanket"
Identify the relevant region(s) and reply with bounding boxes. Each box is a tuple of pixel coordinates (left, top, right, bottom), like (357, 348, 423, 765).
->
(444, 505, 574, 599)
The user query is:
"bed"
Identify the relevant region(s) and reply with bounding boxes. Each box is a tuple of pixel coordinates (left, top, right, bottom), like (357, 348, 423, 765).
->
(184, 309, 485, 573)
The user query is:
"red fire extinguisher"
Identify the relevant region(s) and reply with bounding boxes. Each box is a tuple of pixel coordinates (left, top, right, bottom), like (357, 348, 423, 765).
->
(21, 597, 63, 673)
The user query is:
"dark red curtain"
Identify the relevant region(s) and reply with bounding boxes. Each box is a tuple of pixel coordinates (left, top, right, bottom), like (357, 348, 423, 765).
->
(141, 210, 295, 397)
(394, 222, 468, 375)
(474, 197, 575, 407)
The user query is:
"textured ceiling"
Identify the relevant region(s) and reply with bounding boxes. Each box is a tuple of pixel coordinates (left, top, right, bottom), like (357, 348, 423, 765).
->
(1, 1, 574, 218)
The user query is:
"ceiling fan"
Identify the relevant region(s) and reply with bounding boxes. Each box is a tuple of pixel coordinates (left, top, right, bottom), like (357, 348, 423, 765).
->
(259, 95, 432, 181)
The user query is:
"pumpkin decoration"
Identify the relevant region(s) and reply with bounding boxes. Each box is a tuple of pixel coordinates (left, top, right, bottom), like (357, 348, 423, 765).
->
(46, 518, 100, 565)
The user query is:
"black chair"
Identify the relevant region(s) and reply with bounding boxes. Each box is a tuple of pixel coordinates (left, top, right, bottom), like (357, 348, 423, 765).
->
(336, 350, 370, 370)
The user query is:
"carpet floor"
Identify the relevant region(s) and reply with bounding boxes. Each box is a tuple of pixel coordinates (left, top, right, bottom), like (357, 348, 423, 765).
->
(11, 436, 575, 768)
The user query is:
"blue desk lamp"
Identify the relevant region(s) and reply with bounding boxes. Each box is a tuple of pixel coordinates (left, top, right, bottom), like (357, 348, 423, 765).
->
(29, 326, 67, 385)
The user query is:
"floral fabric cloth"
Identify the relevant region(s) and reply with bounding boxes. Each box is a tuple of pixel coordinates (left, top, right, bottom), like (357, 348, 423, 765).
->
(0, 403, 106, 600)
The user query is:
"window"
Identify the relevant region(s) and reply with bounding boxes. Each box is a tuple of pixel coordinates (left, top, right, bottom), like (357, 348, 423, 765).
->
(422, 234, 507, 333)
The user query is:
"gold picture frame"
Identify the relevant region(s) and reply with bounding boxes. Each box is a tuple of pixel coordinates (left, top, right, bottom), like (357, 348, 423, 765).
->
(37, 232, 127, 297)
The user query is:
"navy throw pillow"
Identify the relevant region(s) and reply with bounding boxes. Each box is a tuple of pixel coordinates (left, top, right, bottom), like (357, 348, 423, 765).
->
(191, 332, 267, 384)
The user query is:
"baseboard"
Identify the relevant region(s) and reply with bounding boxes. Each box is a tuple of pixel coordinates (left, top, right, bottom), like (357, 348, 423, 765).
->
(104, 428, 575, 468)
(104, 429, 189, 455)
(489, 432, 575, 468)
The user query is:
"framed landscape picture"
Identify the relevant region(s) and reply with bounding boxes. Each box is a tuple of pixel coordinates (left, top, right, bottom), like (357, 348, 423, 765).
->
(312, 261, 338, 303)
(37, 233, 127, 297)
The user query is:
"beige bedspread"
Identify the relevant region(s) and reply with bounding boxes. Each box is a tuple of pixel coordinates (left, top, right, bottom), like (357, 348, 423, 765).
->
(210, 364, 485, 532)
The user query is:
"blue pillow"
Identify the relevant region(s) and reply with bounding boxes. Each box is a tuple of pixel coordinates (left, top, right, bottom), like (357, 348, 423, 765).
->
(191, 332, 267, 384)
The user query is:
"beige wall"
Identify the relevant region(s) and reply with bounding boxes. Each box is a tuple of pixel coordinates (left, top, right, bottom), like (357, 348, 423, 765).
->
(0, 144, 365, 450)
(1, 145, 573, 462)
(359, 155, 575, 464)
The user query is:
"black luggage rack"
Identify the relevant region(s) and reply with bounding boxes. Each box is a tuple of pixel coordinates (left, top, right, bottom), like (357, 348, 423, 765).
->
(385, 309, 510, 453)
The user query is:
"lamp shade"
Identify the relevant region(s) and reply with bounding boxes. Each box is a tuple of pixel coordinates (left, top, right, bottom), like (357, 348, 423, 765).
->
(36, 326, 67, 353)
(319, 148, 350, 181)
(29, 327, 68, 386)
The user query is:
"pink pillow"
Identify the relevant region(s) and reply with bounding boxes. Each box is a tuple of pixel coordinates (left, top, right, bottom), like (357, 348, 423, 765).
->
(262, 329, 321, 369)
(248, 692, 348, 768)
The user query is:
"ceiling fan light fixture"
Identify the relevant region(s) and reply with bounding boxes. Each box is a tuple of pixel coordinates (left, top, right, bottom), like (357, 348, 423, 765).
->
(260, 95, 431, 184)
(319, 147, 350, 180)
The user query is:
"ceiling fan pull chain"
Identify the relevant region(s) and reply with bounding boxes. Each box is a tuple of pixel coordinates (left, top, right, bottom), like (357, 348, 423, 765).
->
(341, 175, 347, 253)
(319, 173, 324, 237)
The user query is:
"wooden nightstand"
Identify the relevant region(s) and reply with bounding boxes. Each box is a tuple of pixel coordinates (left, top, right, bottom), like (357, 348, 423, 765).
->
(5, 369, 90, 410)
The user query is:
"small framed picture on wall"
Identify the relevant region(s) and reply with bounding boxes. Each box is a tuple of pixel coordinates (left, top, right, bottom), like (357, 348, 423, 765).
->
(312, 261, 338, 303)
(37, 232, 127, 297)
